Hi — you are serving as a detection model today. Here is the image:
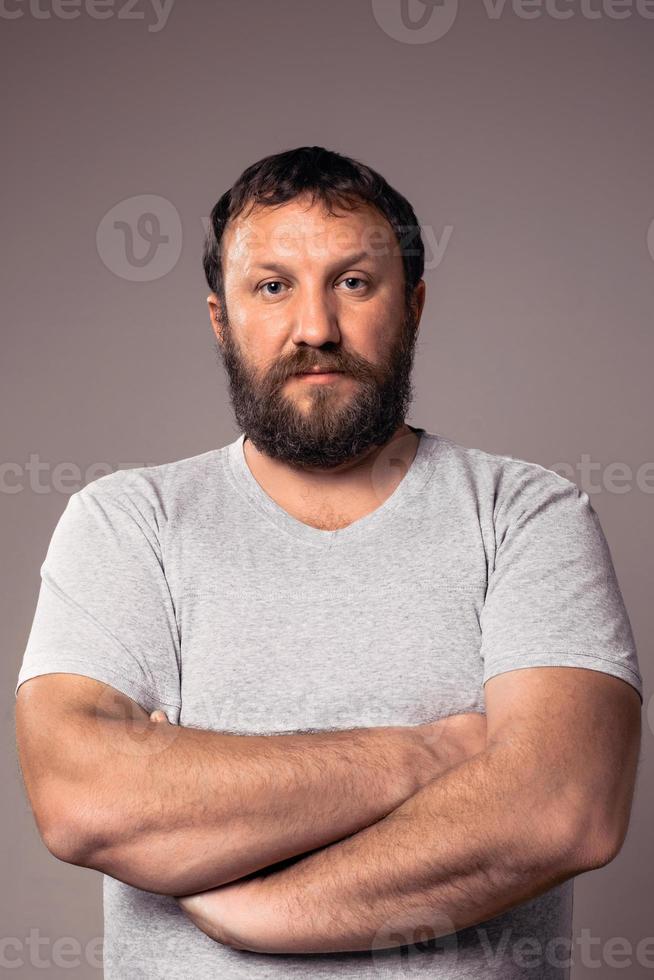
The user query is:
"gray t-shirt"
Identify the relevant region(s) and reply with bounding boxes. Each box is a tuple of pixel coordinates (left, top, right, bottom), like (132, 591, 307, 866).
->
(15, 426, 644, 979)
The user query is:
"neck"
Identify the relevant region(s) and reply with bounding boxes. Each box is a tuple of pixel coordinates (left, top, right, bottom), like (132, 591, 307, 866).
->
(242, 423, 421, 516)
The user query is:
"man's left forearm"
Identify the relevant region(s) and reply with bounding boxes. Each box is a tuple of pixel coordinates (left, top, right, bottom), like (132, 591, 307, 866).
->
(177, 741, 607, 954)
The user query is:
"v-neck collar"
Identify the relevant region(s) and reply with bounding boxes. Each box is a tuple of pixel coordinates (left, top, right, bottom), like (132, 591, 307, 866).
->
(225, 425, 434, 547)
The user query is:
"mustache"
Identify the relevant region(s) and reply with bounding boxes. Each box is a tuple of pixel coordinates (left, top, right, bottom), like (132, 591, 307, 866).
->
(277, 354, 362, 379)
(290, 362, 345, 374)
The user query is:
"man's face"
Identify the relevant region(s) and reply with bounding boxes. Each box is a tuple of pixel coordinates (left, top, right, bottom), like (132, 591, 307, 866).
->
(210, 194, 424, 468)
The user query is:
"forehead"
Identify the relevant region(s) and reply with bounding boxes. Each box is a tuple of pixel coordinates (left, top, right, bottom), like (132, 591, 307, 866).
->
(222, 195, 401, 272)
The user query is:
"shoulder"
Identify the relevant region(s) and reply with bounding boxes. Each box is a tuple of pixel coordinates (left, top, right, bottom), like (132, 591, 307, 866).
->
(72, 445, 231, 531)
(423, 430, 586, 522)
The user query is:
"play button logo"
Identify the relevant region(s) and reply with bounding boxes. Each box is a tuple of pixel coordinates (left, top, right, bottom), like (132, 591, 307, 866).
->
(372, 0, 459, 43)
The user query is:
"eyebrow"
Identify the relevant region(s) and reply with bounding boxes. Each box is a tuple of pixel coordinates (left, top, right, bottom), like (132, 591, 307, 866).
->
(250, 250, 378, 275)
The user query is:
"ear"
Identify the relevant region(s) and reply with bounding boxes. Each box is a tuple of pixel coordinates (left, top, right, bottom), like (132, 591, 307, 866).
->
(207, 293, 224, 346)
(412, 279, 426, 325)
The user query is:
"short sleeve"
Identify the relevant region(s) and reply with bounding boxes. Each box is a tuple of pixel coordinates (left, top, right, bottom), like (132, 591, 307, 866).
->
(15, 477, 182, 720)
(479, 469, 644, 705)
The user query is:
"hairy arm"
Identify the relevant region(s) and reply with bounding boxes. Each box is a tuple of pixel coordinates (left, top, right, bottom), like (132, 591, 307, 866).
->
(177, 667, 642, 954)
(15, 674, 485, 897)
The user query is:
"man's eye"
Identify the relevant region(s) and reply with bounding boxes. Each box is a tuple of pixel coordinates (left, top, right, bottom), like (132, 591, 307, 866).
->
(260, 281, 286, 296)
(339, 277, 366, 291)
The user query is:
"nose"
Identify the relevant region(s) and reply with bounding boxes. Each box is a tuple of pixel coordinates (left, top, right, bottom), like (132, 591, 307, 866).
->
(289, 286, 341, 348)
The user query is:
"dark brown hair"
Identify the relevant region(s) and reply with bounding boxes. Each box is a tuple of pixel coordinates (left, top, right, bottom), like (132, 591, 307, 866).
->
(203, 145, 425, 316)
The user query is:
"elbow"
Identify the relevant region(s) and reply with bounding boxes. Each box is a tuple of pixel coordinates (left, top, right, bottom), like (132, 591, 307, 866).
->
(40, 815, 215, 897)
(572, 811, 630, 872)
(516, 797, 615, 882)
(42, 818, 94, 867)
(550, 803, 627, 876)
(37, 789, 104, 868)
(570, 773, 640, 873)
(572, 710, 642, 872)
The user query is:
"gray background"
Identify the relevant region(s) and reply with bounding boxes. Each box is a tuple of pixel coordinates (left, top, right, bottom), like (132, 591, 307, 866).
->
(2, 1, 653, 976)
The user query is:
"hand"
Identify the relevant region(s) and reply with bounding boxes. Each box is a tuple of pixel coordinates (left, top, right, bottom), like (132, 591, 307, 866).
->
(176, 875, 283, 952)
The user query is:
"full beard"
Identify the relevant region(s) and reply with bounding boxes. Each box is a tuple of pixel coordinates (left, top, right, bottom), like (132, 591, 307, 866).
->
(214, 306, 419, 469)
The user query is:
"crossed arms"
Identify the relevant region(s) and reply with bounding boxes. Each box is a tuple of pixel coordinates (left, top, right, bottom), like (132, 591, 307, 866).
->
(15, 666, 641, 955)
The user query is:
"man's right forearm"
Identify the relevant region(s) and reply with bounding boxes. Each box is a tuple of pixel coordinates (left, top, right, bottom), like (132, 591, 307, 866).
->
(48, 704, 458, 897)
